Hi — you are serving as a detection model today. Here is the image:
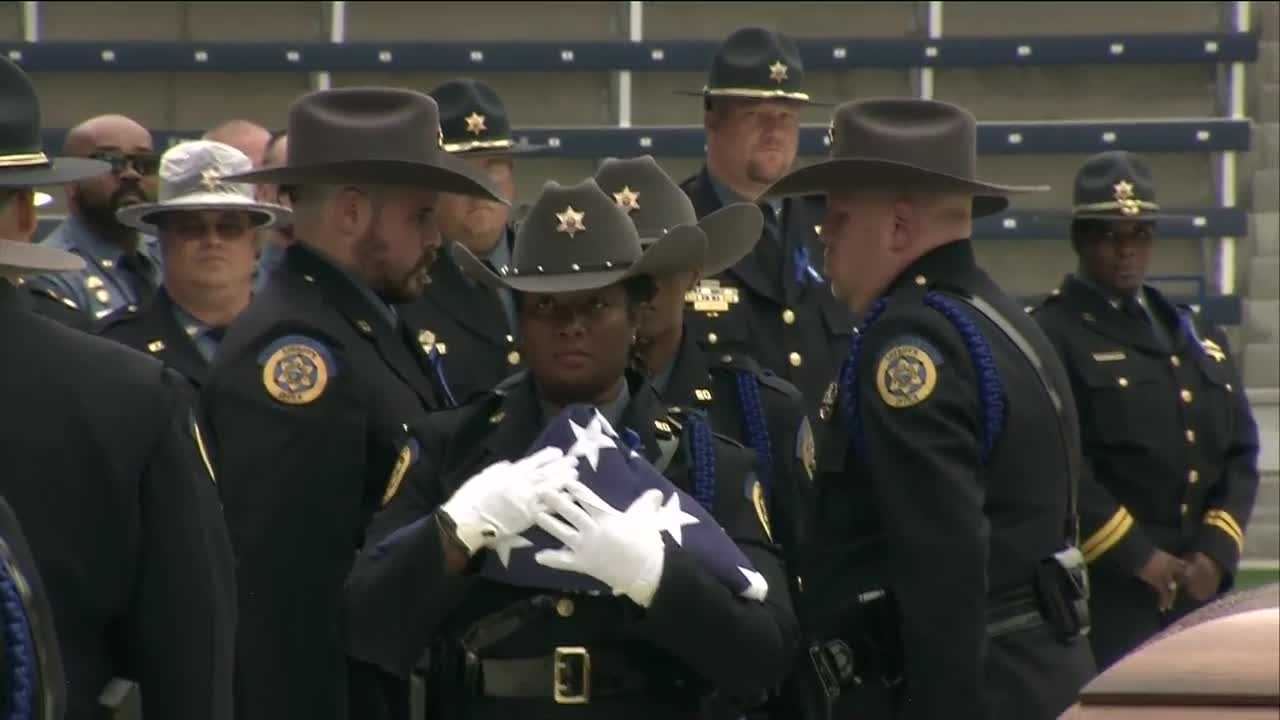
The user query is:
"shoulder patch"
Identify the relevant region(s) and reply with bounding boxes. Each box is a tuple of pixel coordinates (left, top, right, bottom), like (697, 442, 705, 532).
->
(875, 340, 939, 408)
(257, 335, 336, 405)
(796, 418, 816, 481)
(382, 438, 420, 507)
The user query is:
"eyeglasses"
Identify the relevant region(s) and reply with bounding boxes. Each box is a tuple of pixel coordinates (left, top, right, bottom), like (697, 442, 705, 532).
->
(88, 151, 161, 176)
(164, 215, 255, 240)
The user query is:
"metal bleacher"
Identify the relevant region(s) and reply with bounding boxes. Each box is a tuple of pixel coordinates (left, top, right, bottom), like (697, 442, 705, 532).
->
(9, 1, 1277, 564)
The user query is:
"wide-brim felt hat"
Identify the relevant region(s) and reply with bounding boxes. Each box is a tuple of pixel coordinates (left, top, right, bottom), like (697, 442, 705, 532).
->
(763, 98, 1048, 218)
(0, 56, 110, 187)
(677, 27, 830, 105)
(455, 178, 708, 294)
(0, 239, 84, 276)
(593, 155, 761, 277)
(431, 78, 546, 158)
(117, 140, 291, 233)
(226, 87, 507, 204)
(1071, 150, 1178, 222)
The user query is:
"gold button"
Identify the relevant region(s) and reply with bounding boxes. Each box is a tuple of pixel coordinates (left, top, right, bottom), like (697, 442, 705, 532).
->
(1181, 389, 1193, 404)
(555, 597, 575, 618)
(1188, 469, 1199, 484)
(94, 289, 111, 304)
(789, 352, 802, 367)
(782, 309, 796, 325)
(721, 355, 733, 363)
(707, 332, 718, 345)
(1225, 383, 1233, 393)
(1181, 503, 1189, 515)
(1185, 429, 1196, 444)
(1170, 356, 1181, 368)
(507, 351, 521, 366)
(1117, 377, 1129, 388)
(303, 274, 316, 283)
(436, 343, 448, 355)
(914, 274, 927, 286)
(505, 334, 514, 344)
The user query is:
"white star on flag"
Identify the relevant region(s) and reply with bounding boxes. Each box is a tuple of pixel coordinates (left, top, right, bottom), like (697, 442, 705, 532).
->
(738, 567, 769, 602)
(653, 491, 699, 546)
(568, 411, 618, 471)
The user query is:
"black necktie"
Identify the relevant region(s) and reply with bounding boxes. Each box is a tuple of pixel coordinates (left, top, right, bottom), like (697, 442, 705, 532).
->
(206, 326, 227, 342)
(118, 252, 157, 303)
(755, 203, 784, 293)
(1120, 296, 1149, 326)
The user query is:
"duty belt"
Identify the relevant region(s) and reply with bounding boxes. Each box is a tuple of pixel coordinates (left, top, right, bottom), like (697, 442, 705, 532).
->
(985, 585, 1045, 639)
(469, 646, 689, 704)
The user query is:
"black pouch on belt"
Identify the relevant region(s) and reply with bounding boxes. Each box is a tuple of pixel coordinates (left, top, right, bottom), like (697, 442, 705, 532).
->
(1034, 547, 1091, 642)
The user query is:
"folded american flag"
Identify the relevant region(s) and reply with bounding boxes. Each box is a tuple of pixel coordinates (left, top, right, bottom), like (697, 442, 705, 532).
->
(480, 405, 767, 601)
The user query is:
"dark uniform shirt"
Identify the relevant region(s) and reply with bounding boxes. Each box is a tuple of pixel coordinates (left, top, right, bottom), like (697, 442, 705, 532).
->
(653, 327, 813, 577)
(0, 279, 236, 720)
(398, 236, 523, 405)
(201, 243, 452, 720)
(1033, 275, 1259, 663)
(681, 167, 853, 420)
(31, 214, 162, 321)
(807, 240, 1094, 720)
(97, 286, 222, 389)
(344, 371, 799, 720)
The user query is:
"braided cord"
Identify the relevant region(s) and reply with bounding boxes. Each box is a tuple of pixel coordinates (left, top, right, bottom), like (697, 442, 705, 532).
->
(686, 411, 718, 513)
(923, 292, 1006, 463)
(0, 552, 35, 720)
(734, 370, 775, 496)
(839, 298, 889, 453)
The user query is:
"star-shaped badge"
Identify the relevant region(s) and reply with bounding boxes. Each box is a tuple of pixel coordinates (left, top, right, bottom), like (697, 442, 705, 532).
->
(768, 60, 789, 84)
(1113, 180, 1135, 202)
(464, 112, 487, 137)
(612, 185, 640, 213)
(555, 206, 587, 238)
(200, 167, 224, 192)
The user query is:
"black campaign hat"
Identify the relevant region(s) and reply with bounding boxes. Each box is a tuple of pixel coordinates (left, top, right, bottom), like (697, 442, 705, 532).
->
(0, 56, 110, 187)
(454, 178, 707, 294)
(1072, 151, 1175, 221)
(678, 27, 826, 105)
(430, 78, 545, 157)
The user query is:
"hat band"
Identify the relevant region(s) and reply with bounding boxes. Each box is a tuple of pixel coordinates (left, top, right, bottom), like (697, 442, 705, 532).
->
(703, 87, 811, 102)
(443, 138, 516, 153)
(0, 151, 51, 168)
(1073, 199, 1161, 217)
(498, 259, 633, 277)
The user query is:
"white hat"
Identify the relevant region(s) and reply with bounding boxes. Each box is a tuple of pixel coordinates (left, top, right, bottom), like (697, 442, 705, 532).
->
(116, 140, 291, 233)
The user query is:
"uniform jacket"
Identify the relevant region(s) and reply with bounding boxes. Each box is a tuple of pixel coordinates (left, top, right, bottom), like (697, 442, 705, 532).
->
(0, 494, 66, 720)
(31, 215, 162, 321)
(657, 327, 813, 574)
(97, 286, 212, 388)
(808, 240, 1093, 720)
(11, 275, 91, 331)
(201, 243, 450, 720)
(344, 371, 800, 720)
(0, 279, 235, 720)
(398, 236, 521, 405)
(681, 167, 853, 419)
(1033, 276, 1259, 586)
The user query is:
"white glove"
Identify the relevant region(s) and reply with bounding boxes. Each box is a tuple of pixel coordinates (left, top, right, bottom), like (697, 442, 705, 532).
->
(440, 447, 578, 558)
(533, 481, 666, 608)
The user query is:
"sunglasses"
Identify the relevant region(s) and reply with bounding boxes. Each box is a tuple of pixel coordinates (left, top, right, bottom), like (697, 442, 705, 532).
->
(88, 151, 161, 176)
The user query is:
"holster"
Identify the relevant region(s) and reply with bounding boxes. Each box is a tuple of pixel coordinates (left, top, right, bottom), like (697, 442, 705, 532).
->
(1034, 546, 1091, 643)
(801, 588, 904, 705)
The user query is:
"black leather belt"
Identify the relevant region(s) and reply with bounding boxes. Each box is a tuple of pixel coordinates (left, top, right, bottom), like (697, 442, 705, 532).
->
(477, 646, 681, 704)
(986, 586, 1045, 639)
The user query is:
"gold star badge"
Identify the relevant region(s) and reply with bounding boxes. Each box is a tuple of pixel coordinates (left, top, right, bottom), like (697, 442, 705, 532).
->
(555, 206, 586, 238)
(768, 60, 789, 84)
(200, 167, 224, 192)
(1113, 180, 1135, 202)
(612, 186, 640, 213)
(464, 112, 487, 137)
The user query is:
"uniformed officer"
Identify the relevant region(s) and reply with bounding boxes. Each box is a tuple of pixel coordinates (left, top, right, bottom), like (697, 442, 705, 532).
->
(344, 179, 798, 720)
(1032, 151, 1261, 670)
(30, 113, 163, 321)
(98, 140, 290, 388)
(679, 27, 854, 419)
(2, 57, 236, 719)
(201, 87, 505, 720)
(768, 99, 1096, 719)
(399, 78, 544, 403)
(594, 156, 814, 569)
(0, 57, 95, 330)
(0, 494, 64, 720)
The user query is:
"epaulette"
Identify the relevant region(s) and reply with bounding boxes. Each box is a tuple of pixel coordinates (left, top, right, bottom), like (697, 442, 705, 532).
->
(93, 303, 141, 333)
(1028, 287, 1064, 315)
(15, 277, 80, 311)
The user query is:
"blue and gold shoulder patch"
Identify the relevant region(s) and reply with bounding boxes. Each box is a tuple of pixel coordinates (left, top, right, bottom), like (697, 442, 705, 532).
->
(257, 335, 337, 405)
(875, 337, 942, 408)
(382, 438, 420, 507)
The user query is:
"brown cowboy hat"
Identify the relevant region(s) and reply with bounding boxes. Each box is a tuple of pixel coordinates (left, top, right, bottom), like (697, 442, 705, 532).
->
(226, 87, 506, 203)
(454, 178, 707, 294)
(593, 155, 761, 276)
(763, 98, 1047, 217)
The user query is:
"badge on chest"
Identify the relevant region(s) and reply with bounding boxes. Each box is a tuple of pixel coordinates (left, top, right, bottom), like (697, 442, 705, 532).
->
(685, 279, 740, 315)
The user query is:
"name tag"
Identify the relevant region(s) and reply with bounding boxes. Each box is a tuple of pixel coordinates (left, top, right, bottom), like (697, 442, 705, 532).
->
(1092, 351, 1126, 362)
